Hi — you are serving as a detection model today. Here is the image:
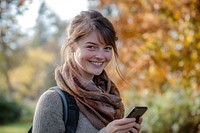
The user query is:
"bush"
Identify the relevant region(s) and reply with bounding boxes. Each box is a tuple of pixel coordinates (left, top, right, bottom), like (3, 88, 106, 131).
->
(20, 101, 36, 122)
(0, 98, 22, 124)
(122, 88, 200, 133)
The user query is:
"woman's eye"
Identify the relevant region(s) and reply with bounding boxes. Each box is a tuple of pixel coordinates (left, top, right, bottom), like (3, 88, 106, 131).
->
(87, 46, 96, 50)
(104, 47, 112, 51)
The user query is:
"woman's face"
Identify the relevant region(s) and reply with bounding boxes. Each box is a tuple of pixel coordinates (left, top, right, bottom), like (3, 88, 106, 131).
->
(72, 31, 113, 80)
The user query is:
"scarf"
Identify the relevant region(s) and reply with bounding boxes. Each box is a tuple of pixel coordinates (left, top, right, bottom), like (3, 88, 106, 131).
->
(55, 65, 124, 129)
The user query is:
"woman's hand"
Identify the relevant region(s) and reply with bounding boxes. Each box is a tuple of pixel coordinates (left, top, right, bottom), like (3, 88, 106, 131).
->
(104, 117, 143, 133)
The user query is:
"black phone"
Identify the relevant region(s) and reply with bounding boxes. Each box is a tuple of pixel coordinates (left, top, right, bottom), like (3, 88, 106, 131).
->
(126, 106, 148, 123)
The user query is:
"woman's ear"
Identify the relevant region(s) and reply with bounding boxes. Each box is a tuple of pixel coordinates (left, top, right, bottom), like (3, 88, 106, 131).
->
(68, 38, 76, 52)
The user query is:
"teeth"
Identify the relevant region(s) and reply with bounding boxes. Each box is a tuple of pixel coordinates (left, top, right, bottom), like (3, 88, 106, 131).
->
(91, 62, 103, 66)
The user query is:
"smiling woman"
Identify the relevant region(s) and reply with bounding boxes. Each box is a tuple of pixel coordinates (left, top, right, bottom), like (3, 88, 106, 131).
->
(31, 10, 143, 133)
(71, 31, 113, 80)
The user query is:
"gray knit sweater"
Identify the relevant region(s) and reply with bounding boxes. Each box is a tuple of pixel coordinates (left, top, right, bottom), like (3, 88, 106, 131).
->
(32, 89, 105, 133)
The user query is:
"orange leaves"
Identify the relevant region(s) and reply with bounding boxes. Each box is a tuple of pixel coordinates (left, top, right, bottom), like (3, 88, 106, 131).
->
(99, 0, 200, 92)
(139, 13, 160, 32)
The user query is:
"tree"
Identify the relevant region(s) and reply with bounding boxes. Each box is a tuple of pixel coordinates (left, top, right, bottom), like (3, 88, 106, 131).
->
(0, 1, 67, 101)
(91, 1, 200, 132)
(31, 1, 66, 47)
(96, 0, 200, 92)
(0, 0, 31, 100)
(27, 2, 67, 98)
(8, 2, 68, 101)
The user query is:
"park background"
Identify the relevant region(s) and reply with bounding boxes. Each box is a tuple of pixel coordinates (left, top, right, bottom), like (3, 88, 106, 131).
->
(0, 0, 200, 133)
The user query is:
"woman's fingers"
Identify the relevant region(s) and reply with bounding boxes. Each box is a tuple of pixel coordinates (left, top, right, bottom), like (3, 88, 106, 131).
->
(118, 119, 136, 130)
(129, 127, 138, 133)
(138, 117, 143, 124)
(116, 118, 141, 133)
(104, 117, 143, 133)
(134, 123, 141, 130)
(115, 118, 136, 126)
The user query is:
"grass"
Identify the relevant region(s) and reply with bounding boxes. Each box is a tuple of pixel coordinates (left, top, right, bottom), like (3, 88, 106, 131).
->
(0, 121, 32, 133)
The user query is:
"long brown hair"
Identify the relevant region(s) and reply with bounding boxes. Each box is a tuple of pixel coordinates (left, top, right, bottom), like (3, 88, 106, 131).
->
(56, 10, 121, 89)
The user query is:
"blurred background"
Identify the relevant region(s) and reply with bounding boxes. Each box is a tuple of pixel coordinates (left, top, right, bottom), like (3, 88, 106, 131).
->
(0, 0, 199, 133)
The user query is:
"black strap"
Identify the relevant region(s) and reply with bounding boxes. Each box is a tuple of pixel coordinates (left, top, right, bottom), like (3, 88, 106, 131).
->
(50, 87, 69, 126)
(50, 86, 79, 133)
(61, 88, 79, 133)
(28, 86, 79, 133)
(28, 127, 32, 133)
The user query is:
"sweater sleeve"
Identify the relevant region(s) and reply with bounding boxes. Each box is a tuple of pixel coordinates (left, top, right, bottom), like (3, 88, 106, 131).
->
(98, 127, 106, 133)
(32, 89, 65, 133)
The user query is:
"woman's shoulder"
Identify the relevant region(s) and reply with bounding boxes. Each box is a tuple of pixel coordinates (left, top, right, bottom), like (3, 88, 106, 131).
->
(33, 87, 65, 132)
(36, 87, 62, 109)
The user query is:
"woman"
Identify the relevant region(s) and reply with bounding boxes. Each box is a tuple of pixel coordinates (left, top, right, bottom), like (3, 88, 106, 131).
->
(32, 10, 142, 133)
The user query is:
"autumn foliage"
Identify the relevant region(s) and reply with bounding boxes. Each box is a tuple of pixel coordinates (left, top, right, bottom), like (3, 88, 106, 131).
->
(99, 0, 200, 92)
(96, 1, 200, 132)
(0, 0, 199, 131)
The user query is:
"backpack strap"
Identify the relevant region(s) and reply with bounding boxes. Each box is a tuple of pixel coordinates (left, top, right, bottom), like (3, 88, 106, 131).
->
(62, 88, 79, 132)
(50, 86, 79, 133)
(28, 86, 79, 133)
(50, 87, 68, 125)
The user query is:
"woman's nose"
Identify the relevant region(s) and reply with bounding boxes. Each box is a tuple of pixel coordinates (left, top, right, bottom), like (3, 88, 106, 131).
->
(95, 50, 105, 59)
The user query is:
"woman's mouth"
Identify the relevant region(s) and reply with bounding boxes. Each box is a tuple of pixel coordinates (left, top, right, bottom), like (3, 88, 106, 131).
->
(90, 61, 103, 66)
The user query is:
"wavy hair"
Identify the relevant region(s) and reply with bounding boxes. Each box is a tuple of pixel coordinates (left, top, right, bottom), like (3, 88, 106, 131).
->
(56, 10, 122, 89)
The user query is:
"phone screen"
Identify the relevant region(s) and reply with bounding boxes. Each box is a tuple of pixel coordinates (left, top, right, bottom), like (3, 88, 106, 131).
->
(126, 106, 148, 123)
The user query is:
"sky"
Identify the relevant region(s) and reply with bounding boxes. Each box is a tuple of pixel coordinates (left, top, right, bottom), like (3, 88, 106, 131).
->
(18, 0, 88, 31)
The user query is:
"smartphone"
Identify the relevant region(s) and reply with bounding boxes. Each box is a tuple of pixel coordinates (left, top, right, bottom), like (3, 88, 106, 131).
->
(126, 106, 148, 123)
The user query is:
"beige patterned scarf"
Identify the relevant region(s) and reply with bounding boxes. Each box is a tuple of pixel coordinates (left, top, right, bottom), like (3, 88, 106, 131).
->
(55, 65, 124, 129)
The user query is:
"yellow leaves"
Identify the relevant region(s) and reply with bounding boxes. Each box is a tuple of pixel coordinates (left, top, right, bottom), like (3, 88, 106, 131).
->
(149, 65, 156, 76)
(197, 42, 200, 49)
(100, 0, 200, 92)
(27, 47, 54, 67)
(190, 50, 198, 61)
(149, 64, 167, 80)
(10, 63, 34, 84)
(146, 41, 156, 50)
(173, 11, 181, 20)
(140, 13, 160, 32)
(10, 47, 55, 92)
(115, 13, 160, 40)
(185, 35, 193, 44)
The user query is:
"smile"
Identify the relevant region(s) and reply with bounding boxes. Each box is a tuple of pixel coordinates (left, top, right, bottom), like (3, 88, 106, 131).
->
(90, 61, 103, 66)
